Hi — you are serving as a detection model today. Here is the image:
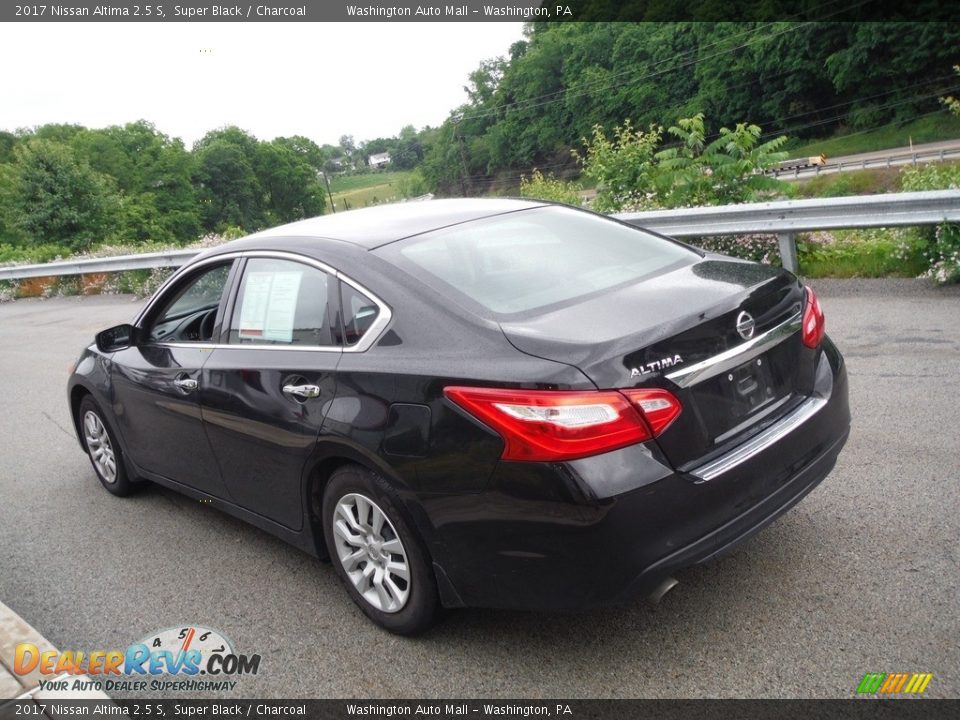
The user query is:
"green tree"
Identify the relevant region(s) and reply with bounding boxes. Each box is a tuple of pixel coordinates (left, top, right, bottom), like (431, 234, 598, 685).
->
(420, 120, 470, 196)
(9, 139, 117, 250)
(391, 125, 425, 170)
(193, 127, 266, 232)
(71, 121, 200, 244)
(0, 131, 17, 164)
(255, 139, 326, 223)
(274, 135, 326, 172)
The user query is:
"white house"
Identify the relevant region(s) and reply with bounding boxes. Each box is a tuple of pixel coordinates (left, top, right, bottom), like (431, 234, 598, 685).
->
(368, 152, 391, 169)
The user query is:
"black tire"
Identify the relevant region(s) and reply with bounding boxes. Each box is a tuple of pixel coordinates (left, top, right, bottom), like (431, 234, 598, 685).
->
(78, 395, 136, 497)
(322, 464, 439, 635)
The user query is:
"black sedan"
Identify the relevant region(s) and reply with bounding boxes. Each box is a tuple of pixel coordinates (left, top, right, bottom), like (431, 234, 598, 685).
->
(68, 199, 849, 634)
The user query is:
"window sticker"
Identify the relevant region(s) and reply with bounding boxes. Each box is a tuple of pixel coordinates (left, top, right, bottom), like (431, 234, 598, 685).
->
(238, 271, 303, 342)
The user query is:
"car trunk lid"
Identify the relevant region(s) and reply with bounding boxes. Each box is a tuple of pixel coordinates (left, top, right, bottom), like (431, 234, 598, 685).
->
(499, 257, 813, 469)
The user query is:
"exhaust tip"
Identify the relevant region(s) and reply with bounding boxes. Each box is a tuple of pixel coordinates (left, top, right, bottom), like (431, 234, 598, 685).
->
(647, 577, 679, 604)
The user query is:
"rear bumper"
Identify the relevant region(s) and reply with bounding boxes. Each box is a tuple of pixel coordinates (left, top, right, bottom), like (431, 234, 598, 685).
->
(613, 424, 847, 605)
(427, 339, 850, 610)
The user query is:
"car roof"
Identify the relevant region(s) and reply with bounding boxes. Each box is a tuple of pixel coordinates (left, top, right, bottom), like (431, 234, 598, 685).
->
(241, 197, 547, 249)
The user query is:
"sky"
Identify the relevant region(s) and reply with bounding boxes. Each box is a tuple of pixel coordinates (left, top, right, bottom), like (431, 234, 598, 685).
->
(0, 22, 526, 147)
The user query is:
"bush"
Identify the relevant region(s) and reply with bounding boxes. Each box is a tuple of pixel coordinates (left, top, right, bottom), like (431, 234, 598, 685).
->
(397, 171, 430, 199)
(899, 161, 960, 192)
(797, 228, 929, 278)
(574, 120, 661, 212)
(0, 242, 73, 264)
(921, 223, 960, 284)
(899, 162, 960, 284)
(794, 169, 901, 198)
(575, 114, 788, 212)
(519, 169, 583, 206)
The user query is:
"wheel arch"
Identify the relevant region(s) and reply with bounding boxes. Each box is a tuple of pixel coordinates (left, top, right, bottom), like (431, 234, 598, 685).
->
(303, 444, 466, 611)
(301, 440, 430, 557)
(69, 383, 93, 448)
(69, 378, 140, 483)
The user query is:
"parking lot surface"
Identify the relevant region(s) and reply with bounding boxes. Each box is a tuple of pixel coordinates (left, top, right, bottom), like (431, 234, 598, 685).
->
(0, 280, 958, 698)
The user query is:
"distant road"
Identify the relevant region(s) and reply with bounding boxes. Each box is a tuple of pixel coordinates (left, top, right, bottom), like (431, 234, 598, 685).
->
(775, 139, 960, 180)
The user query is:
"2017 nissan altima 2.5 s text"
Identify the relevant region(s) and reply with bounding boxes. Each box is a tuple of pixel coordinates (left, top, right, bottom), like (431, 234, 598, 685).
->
(68, 199, 849, 634)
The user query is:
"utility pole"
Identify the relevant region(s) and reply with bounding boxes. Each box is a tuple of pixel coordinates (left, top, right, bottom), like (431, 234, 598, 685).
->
(453, 113, 469, 197)
(319, 171, 335, 213)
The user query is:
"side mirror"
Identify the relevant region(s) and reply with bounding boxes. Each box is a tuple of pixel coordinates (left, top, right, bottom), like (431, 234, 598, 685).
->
(95, 323, 137, 353)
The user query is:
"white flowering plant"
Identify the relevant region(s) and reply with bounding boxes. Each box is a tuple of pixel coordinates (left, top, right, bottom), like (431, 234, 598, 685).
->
(921, 223, 960, 285)
(695, 234, 780, 264)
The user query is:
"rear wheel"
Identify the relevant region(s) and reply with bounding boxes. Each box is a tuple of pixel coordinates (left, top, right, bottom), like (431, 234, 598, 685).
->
(78, 395, 136, 497)
(322, 465, 438, 635)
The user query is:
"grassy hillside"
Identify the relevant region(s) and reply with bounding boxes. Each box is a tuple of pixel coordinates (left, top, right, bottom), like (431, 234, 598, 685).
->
(790, 112, 960, 159)
(328, 171, 414, 210)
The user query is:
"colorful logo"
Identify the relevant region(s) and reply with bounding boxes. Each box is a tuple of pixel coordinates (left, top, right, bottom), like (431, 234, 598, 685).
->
(856, 672, 933, 695)
(13, 625, 260, 693)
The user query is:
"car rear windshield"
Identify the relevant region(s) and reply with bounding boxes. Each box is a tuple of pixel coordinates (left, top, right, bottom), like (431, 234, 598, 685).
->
(376, 206, 697, 315)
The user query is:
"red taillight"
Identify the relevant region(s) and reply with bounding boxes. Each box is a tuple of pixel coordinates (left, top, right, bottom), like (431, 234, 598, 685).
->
(802, 286, 825, 349)
(621, 388, 683, 435)
(443, 386, 681, 462)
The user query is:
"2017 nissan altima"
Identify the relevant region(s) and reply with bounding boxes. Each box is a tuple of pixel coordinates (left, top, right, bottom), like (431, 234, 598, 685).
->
(68, 199, 849, 634)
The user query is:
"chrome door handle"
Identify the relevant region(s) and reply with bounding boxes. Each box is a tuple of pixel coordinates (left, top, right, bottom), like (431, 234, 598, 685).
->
(283, 383, 320, 399)
(174, 377, 198, 392)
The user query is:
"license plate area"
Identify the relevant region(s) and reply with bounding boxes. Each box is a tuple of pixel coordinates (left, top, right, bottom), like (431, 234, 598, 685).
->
(731, 356, 777, 410)
(693, 341, 797, 442)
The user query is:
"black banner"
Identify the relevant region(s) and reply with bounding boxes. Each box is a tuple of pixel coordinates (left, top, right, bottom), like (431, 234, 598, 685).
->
(3, 0, 959, 23)
(2, 700, 960, 720)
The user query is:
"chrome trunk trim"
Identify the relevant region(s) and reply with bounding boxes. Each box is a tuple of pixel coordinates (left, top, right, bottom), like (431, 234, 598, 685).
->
(665, 310, 802, 389)
(689, 394, 828, 482)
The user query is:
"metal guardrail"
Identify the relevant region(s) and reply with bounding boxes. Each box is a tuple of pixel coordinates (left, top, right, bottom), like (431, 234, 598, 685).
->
(615, 189, 960, 272)
(772, 147, 960, 180)
(1, 190, 958, 281)
(0, 248, 199, 282)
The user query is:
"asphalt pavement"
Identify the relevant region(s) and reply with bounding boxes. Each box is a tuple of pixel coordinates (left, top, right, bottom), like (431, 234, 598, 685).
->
(0, 281, 958, 698)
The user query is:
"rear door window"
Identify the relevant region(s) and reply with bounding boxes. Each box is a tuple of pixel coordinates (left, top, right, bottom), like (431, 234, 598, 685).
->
(227, 258, 338, 347)
(339, 282, 380, 346)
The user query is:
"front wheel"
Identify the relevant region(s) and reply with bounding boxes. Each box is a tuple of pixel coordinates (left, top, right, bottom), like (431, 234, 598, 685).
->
(322, 465, 439, 635)
(78, 395, 136, 497)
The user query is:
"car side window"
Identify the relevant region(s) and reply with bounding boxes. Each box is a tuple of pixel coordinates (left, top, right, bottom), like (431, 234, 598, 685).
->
(339, 282, 380, 347)
(148, 263, 232, 343)
(228, 258, 337, 347)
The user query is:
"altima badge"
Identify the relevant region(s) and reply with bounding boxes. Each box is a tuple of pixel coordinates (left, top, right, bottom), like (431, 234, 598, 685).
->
(630, 355, 683, 378)
(736, 311, 756, 340)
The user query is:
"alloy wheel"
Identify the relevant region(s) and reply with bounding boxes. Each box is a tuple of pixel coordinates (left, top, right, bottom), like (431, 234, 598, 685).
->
(332, 493, 411, 613)
(83, 410, 117, 484)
